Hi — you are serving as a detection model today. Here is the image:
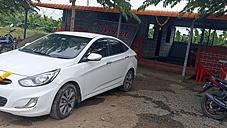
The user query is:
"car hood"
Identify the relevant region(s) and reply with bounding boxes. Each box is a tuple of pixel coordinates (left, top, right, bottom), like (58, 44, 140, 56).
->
(0, 50, 74, 76)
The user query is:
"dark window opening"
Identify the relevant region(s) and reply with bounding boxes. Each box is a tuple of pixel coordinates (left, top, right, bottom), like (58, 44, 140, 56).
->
(166, 26, 171, 43)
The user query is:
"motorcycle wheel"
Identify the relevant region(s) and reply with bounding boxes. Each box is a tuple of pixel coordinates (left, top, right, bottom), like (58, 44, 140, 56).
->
(201, 91, 227, 120)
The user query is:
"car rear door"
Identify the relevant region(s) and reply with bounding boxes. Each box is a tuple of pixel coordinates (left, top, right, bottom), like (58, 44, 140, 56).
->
(108, 39, 130, 84)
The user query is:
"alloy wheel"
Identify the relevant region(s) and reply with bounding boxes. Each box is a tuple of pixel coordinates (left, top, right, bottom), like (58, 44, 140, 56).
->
(59, 88, 76, 115)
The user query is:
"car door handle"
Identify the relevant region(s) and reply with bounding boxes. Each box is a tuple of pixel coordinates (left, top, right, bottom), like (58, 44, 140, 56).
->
(125, 56, 129, 59)
(106, 61, 112, 65)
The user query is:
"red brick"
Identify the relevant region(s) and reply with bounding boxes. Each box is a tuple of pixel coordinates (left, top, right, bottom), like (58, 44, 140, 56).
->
(197, 45, 227, 77)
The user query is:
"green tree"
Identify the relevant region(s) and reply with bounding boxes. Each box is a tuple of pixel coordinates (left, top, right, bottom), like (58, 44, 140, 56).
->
(174, 30, 181, 42)
(181, 34, 189, 42)
(193, 28, 200, 44)
(148, 28, 154, 38)
(174, 28, 227, 47)
(0, 0, 40, 15)
(138, 0, 227, 18)
(0, 12, 61, 33)
(210, 30, 218, 45)
(97, 0, 140, 22)
(217, 31, 227, 46)
(203, 30, 210, 45)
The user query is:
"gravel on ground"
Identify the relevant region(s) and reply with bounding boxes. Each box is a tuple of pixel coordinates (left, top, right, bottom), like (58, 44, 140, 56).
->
(0, 65, 226, 128)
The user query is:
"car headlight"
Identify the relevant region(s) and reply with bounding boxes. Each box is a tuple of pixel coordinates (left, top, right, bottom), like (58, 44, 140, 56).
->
(18, 69, 60, 87)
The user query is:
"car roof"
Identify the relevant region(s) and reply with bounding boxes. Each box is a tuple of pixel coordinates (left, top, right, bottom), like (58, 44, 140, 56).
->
(54, 31, 112, 39)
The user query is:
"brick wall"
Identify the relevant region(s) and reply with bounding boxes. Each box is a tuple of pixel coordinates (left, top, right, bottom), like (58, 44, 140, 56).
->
(130, 38, 144, 60)
(196, 46, 227, 76)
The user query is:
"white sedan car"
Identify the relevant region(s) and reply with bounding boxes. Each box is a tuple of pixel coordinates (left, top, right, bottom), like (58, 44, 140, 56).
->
(0, 31, 137, 119)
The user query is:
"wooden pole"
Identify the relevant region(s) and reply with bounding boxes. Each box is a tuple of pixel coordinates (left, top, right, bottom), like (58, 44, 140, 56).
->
(24, 8, 28, 39)
(70, 0, 76, 32)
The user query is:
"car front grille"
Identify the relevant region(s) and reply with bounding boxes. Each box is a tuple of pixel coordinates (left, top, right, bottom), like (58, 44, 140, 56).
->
(0, 96, 7, 107)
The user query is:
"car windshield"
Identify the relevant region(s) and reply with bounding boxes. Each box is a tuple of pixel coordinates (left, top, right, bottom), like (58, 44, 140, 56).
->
(20, 34, 91, 59)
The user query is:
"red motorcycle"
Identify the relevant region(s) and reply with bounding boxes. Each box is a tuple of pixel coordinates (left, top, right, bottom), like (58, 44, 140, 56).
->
(200, 76, 227, 120)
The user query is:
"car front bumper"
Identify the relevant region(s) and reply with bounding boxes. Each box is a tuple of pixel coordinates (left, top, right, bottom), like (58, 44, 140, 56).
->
(0, 72, 59, 117)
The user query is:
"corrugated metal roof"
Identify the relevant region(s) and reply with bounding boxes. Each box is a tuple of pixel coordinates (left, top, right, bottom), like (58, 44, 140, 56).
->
(34, 2, 227, 20)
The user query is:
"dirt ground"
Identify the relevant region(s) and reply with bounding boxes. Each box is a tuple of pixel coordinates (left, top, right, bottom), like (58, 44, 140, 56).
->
(0, 65, 227, 128)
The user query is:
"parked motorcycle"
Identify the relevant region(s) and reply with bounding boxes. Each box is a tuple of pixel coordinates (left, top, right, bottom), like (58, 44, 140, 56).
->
(0, 24, 17, 53)
(200, 76, 227, 120)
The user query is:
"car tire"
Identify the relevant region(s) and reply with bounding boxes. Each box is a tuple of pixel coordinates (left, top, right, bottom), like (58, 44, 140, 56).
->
(119, 69, 134, 92)
(50, 83, 77, 119)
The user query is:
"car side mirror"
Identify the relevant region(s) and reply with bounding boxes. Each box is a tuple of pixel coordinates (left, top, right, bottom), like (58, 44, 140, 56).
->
(87, 53, 102, 61)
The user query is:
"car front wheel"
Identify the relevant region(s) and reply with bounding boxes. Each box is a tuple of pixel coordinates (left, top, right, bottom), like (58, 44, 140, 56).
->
(50, 83, 77, 119)
(119, 69, 134, 92)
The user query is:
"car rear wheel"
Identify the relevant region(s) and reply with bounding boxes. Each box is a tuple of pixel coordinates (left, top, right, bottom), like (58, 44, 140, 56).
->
(50, 83, 77, 119)
(119, 69, 134, 92)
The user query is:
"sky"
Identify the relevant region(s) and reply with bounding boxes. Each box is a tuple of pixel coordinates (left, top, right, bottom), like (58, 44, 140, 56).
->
(37, 0, 187, 19)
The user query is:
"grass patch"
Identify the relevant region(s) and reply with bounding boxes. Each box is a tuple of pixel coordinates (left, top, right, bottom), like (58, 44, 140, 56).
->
(0, 26, 48, 40)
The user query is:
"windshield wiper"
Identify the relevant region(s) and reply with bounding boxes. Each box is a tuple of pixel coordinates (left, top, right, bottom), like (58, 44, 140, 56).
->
(19, 48, 50, 57)
(54, 56, 69, 59)
(33, 51, 50, 57)
(19, 48, 34, 53)
(49, 55, 69, 59)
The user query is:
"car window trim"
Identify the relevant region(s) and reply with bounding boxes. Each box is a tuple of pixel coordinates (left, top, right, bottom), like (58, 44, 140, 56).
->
(79, 38, 110, 63)
(109, 39, 128, 56)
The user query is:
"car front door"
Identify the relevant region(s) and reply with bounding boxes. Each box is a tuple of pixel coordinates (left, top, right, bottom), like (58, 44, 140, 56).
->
(83, 38, 112, 98)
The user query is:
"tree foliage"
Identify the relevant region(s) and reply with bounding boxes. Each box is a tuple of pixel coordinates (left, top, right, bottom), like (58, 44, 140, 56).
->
(97, 0, 141, 23)
(0, 0, 40, 15)
(174, 28, 227, 47)
(148, 28, 154, 38)
(0, 12, 61, 33)
(138, 0, 227, 18)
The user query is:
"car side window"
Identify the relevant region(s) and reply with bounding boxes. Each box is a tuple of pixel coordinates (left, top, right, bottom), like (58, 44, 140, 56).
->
(110, 39, 128, 55)
(89, 39, 109, 58)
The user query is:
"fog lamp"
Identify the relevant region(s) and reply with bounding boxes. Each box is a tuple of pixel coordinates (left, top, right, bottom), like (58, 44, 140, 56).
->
(15, 98, 38, 108)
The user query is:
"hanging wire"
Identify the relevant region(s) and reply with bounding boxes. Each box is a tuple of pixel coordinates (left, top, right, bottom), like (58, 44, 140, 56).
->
(38, 7, 63, 19)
